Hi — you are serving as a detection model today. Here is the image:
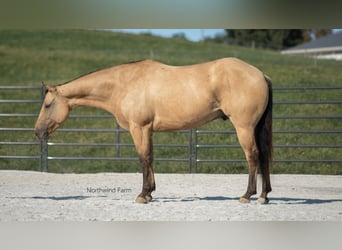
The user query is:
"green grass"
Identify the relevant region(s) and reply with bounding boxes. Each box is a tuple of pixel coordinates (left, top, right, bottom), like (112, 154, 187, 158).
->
(0, 30, 341, 174)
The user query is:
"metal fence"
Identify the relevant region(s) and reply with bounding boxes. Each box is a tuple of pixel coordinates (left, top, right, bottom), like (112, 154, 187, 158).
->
(0, 85, 341, 173)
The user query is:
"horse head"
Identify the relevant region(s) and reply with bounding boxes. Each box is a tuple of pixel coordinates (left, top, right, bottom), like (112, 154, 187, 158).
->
(34, 83, 70, 140)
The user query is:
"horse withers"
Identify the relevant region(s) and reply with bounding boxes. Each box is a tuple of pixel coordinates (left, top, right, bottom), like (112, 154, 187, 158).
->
(35, 58, 273, 204)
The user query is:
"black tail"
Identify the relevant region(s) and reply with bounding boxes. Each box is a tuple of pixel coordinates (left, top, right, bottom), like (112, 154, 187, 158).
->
(255, 75, 273, 189)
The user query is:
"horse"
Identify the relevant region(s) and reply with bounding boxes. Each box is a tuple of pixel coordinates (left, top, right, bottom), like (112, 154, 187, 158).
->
(35, 58, 273, 204)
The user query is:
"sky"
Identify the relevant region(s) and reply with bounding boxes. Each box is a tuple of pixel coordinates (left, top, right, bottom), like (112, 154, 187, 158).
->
(115, 29, 342, 42)
(115, 29, 225, 42)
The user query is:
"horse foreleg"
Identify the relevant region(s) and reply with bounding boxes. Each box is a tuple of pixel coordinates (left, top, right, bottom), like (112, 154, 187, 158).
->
(129, 123, 156, 204)
(235, 126, 259, 203)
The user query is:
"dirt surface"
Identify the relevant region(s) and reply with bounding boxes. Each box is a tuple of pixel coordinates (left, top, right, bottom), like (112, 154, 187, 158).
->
(0, 170, 341, 221)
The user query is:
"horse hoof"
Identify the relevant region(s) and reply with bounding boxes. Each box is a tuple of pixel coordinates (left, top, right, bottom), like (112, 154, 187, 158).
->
(135, 196, 148, 204)
(258, 197, 269, 204)
(145, 195, 153, 202)
(239, 197, 250, 203)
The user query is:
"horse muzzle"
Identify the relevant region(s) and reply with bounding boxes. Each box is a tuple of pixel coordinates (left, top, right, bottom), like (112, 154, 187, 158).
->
(34, 121, 61, 140)
(35, 126, 50, 140)
(34, 120, 59, 140)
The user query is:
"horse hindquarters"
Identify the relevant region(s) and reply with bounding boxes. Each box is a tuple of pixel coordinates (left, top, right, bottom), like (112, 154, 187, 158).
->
(228, 75, 273, 203)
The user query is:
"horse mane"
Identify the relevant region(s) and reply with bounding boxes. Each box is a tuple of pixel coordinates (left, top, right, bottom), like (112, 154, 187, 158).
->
(123, 59, 147, 65)
(57, 67, 109, 86)
(57, 60, 149, 86)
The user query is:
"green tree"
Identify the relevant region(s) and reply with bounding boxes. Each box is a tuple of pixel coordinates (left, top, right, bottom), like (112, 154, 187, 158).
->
(312, 29, 332, 39)
(225, 29, 316, 50)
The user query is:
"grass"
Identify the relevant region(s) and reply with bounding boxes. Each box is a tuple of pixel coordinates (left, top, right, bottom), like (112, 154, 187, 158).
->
(0, 30, 341, 174)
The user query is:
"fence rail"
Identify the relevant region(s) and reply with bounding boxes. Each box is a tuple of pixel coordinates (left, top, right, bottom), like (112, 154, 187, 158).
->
(0, 85, 341, 174)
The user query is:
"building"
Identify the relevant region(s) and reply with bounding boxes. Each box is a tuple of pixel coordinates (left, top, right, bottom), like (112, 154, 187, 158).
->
(281, 32, 342, 60)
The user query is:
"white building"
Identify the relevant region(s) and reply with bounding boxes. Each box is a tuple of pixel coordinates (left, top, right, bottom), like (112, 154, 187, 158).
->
(281, 32, 342, 61)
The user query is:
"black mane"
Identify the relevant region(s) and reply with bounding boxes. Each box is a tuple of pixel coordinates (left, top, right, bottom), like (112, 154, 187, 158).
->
(57, 59, 150, 86)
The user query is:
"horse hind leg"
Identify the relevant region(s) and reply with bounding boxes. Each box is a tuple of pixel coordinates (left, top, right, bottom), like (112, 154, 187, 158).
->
(234, 125, 259, 203)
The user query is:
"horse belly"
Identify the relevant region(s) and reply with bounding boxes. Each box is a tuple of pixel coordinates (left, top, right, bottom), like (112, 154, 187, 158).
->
(152, 108, 222, 131)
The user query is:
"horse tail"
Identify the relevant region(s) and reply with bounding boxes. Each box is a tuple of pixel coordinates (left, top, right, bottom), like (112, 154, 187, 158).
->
(255, 75, 273, 187)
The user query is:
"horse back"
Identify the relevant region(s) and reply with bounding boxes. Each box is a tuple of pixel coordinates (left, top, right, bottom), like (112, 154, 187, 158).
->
(115, 58, 268, 130)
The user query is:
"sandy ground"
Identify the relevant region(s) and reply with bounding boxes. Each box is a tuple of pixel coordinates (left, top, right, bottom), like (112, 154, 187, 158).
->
(0, 170, 341, 221)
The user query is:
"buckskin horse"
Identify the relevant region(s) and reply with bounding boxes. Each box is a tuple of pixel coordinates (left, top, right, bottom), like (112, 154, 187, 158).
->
(35, 58, 273, 204)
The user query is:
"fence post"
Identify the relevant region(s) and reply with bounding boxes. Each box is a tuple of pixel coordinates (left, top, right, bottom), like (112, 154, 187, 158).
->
(39, 85, 49, 172)
(194, 128, 198, 173)
(188, 129, 192, 173)
(39, 140, 43, 171)
(115, 122, 121, 157)
(40, 139, 48, 172)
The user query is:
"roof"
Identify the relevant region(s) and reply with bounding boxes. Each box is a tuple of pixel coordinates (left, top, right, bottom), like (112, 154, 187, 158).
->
(282, 32, 342, 55)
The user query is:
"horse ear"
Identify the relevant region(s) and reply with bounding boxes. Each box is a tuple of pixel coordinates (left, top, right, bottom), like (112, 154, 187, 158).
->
(42, 82, 56, 92)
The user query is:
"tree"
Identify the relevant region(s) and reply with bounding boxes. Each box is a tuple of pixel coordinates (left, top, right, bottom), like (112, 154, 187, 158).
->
(225, 29, 319, 50)
(312, 29, 332, 39)
(282, 29, 311, 48)
(172, 32, 187, 40)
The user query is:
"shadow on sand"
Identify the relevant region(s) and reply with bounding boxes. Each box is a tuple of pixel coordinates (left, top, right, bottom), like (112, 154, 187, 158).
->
(8, 195, 342, 205)
(269, 197, 342, 205)
(154, 196, 239, 203)
(8, 195, 108, 201)
(153, 196, 342, 205)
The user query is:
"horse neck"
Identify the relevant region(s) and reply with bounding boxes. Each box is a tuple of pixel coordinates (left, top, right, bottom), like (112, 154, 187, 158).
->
(57, 74, 115, 112)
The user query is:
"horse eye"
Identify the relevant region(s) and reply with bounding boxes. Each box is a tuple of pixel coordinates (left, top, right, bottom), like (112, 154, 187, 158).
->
(45, 103, 51, 109)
